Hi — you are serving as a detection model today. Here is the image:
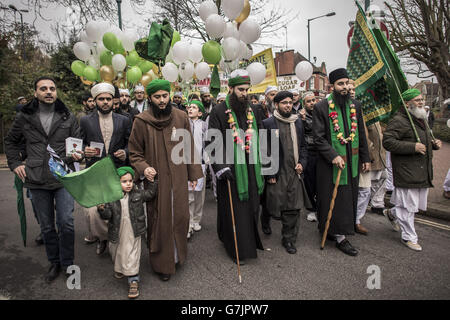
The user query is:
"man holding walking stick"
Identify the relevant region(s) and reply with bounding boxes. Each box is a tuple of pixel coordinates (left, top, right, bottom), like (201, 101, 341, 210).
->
(312, 68, 370, 256)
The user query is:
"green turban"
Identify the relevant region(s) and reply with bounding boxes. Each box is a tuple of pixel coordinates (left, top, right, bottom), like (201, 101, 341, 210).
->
(117, 166, 135, 178)
(146, 79, 171, 96)
(188, 100, 205, 114)
(401, 88, 421, 102)
(229, 76, 251, 87)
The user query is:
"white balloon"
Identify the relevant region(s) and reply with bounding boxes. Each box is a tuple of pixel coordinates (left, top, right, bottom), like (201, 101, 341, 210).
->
(219, 57, 226, 71)
(94, 42, 106, 58)
(195, 62, 211, 80)
(199, 0, 218, 22)
(295, 61, 313, 81)
(237, 40, 247, 60)
(189, 43, 203, 63)
(88, 55, 100, 69)
(222, 0, 245, 21)
(179, 61, 195, 81)
(223, 22, 240, 39)
(238, 17, 261, 44)
(85, 21, 102, 42)
(121, 31, 136, 52)
(80, 31, 90, 44)
(245, 45, 253, 60)
(172, 41, 191, 65)
(162, 62, 179, 82)
(112, 54, 126, 71)
(205, 14, 226, 39)
(222, 37, 240, 61)
(166, 47, 174, 63)
(246, 62, 266, 85)
(73, 42, 91, 61)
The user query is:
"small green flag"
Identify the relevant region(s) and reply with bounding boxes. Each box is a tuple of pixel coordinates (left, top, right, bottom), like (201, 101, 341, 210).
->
(56, 157, 123, 208)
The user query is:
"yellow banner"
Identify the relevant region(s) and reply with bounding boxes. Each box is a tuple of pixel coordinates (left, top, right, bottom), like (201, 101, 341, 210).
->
(242, 48, 278, 94)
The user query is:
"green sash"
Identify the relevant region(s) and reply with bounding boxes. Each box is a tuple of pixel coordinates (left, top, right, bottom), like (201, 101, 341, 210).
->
(225, 96, 265, 201)
(327, 93, 359, 185)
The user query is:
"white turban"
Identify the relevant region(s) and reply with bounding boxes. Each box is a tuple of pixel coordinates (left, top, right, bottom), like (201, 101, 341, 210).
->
(173, 91, 183, 98)
(200, 87, 210, 95)
(217, 92, 227, 100)
(119, 89, 130, 95)
(289, 89, 299, 95)
(91, 83, 115, 99)
(134, 84, 145, 92)
(265, 86, 278, 96)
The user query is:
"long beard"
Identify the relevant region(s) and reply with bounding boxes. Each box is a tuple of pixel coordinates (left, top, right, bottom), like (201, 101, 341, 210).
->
(409, 106, 427, 120)
(278, 109, 292, 118)
(334, 90, 350, 107)
(120, 102, 130, 111)
(229, 92, 249, 114)
(150, 101, 172, 118)
(97, 105, 113, 114)
(266, 100, 275, 114)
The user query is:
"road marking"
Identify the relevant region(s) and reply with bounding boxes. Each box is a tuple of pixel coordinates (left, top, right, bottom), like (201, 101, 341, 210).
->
(415, 217, 450, 231)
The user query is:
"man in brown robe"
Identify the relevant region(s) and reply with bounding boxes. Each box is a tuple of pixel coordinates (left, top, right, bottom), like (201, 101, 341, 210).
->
(128, 79, 203, 281)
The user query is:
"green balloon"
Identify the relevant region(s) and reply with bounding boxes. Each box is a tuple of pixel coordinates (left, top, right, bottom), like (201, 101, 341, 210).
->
(71, 60, 86, 76)
(202, 40, 222, 65)
(126, 66, 143, 84)
(83, 66, 98, 82)
(112, 40, 125, 54)
(103, 32, 119, 52)
(171, 30, 181, 47)
(126, 50, 140, 67)
(138, 60, 154, 73)
(100, 50, 113, 66)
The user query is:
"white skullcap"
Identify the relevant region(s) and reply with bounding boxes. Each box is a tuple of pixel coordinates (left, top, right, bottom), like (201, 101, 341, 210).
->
(265, 86, 278, 95)
(259, 95, 265, 102)
(424, 105, 430, 109)
(173, 91, 183, 98)
(119, 89, 130, 95)
(134, 84, 145, 92)
(230, 69, 249, 79)
(289, 89, 299, 95)
(200, 87, 210, 95)
(91, 83, 115, 99)
(217, 92, 227, 100)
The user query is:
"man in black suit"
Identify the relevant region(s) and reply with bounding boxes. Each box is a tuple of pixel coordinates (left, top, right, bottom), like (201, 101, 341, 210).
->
(79, 82, 132, 254)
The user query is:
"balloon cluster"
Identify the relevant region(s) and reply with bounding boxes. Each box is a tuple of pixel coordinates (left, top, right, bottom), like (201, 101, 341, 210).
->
(71, 20, 158, 88)
(193, 0, 266, 85)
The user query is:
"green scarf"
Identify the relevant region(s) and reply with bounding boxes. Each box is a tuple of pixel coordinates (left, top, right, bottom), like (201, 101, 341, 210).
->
(327, 93, 359, 185)
(225, 95, 264, 201)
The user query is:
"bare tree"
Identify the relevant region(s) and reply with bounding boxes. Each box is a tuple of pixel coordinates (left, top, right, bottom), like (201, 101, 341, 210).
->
(384, 0, 449, 116)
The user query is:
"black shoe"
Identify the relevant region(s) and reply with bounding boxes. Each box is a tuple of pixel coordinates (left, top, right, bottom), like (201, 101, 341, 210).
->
(157, 273, 171, 281)
(62, 266, 72, 278)
(282, 241, 297, 254)
(35, 234, 44, 246)
(96, 240, 107, 255)
(336, 239, 358, 256)
(45, 263, 61, 283)
(326, 234, 337, 242)
(386, 190, 393, 195)
(371, 207, 385, 215)
(261, 223, 272, 235)
(272, 215, 281, 221)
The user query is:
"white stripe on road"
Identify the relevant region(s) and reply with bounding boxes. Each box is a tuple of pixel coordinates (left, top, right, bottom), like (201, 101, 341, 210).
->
(415, 217, 450, 231)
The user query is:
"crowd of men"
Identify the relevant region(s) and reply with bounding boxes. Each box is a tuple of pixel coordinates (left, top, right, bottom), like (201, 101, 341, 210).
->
(4, 67, 445, 293)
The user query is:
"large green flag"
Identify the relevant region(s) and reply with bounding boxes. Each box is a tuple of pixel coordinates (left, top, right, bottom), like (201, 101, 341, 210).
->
(347, 1, 407, 125)
(56, 157, 123, 208)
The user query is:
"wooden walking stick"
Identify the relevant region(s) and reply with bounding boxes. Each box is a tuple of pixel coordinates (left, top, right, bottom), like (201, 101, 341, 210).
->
(321, 168, 342, 250)
(227, 180, 242, 284)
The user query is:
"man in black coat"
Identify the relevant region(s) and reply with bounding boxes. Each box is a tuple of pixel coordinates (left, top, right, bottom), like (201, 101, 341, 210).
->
(5, 76, 82, 283)
(80, 82, 132, 254)
(312, 68, 370, 256)
(117, 88, 139, 122)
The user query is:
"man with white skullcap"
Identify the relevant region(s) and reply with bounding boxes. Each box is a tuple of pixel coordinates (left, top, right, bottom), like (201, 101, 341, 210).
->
(263, 86, 278, 118)
(80, 82, 132, 256)
(289, 89, 302, 114)
(199, 87, 215, 121)
(117, 88, 139, 122)
(131, 84, 148, 113)
(172, 91, 187, 112)
(216, 92, 227, 104)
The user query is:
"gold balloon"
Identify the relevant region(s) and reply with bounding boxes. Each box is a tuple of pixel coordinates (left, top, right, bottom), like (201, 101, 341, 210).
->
(80, 76, 93, 86)
(115, 78, 127, 89)
(152, 64, 162, 78)
(235, 0, 251, 24)
(149, 70, 158, 80)
(140, 73, 153, 88)
(100, 65, 115, 82)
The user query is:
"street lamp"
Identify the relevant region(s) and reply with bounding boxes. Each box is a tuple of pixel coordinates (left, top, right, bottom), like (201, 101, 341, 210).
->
(8, 5, 29, 62)
(116, 0, 123, 30)
(307, 11, 335, 62)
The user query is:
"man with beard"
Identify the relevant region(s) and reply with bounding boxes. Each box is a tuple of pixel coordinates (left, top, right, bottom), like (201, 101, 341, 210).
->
(200, 87, 215, 121)
(80, 82, 132, 255)
(302, 91, 319, 222)
(312, 68, 370, 256)
(290, 89, 302, 115)
(262, 86, 278, 119)
(77, 92, 95, 122)
(172, 91, 187, 113)
(208, 69, 265, 264)
(5, 76, 82, 283)
(262, 91, 309, 254)
(382, 88, 442, 251)
(118, 88, 139, 122)
(131, 84, 149, 113)
(128, 79, 203, 281)
(112, 86, 121, 113)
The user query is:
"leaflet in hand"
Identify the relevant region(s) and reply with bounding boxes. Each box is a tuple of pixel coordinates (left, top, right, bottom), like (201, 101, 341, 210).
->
(65, 137, 83, 157)
(90, 142, 104, 157)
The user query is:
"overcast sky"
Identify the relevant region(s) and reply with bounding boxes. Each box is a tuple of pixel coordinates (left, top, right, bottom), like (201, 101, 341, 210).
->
(2, 0, 420, 84)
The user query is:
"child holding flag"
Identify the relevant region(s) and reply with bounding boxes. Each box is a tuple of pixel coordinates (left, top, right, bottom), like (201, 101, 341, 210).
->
(97, 166, 157, 299)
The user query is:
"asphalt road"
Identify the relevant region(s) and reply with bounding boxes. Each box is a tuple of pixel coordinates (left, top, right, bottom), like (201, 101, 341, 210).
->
(0, 169, 449, 301)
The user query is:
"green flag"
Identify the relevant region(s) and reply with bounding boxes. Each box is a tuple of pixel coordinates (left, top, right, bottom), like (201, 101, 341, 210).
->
(347, 1, 392, 125)
(56, 157, 123, 208)
(14, 175, 27, 247)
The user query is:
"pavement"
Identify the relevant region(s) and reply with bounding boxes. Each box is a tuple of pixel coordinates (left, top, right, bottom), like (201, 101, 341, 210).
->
(0, 169, 450, 301)
(1, 142, 448, 220)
